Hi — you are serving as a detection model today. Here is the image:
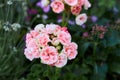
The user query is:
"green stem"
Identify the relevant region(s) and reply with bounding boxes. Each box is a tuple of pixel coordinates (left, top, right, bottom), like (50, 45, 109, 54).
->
(62, 12, 66, 26)
(94, 63, 98, 80)
(93, 42, 98, 80)
(64, 12, 70, 26)
(0, 7, 3, 20)
(54, 68, 61, 80)
(62, 11, 71, 27)
(93, 42, 97, 56)
(30, 16, 37, 27)
(6, 4, 11, 22)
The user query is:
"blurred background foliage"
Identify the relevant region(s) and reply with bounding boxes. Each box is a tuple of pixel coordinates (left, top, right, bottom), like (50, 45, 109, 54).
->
(0, 0, 31, 80)
(0, 0, 120, 80)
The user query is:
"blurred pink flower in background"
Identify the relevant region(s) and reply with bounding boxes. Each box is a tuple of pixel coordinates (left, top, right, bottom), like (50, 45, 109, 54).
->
(84, 0, 91, 10)
(50, 0, 91, 25)
(71, 4, 82, 15)
(64, 0, 78, 6)
(51, 0, 64, 13)
(83, 32, 89, 37)
(76, 13, 88, 25)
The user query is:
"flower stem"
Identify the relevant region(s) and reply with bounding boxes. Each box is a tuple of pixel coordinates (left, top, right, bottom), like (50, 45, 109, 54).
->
(53, 68, 61, 80)
(6, 4, 11, 21)
(62, 12, 66, 26)
(93, 42, 97, 56)
(93, 42, 98, 79)
(62, 11, 71, 27)
(64, 12, 70, 26)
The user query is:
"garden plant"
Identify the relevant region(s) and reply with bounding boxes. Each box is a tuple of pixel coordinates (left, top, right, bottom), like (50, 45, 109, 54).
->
(0, 0, 120, 80)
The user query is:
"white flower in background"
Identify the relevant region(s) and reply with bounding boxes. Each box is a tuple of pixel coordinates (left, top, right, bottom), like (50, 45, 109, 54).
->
(75, 13, 87, 25)
(13, 47, 17, 52)
(11, 23, 21, 31)
(22, 1, 28, 16)
(84, 0, 91, 10)
(7, 0, 13, 5)
(36, 14, 41, 18)
(27, 27, 31, 31)
(41, 0, 50, 7)
(3, 26, 11, 31)
(34, 24, 44, 31)
(3, 22, 11, 31)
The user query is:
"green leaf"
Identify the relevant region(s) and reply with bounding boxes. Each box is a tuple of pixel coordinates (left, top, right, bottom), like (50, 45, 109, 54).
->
(105, 30, 120, 47)
(91, 63, 108, 80)
(79, 42, 91, 56)
(109, 62, 120, 74)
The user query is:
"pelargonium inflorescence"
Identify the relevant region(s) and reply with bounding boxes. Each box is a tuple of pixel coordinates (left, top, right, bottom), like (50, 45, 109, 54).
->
(50, 0, 91, 25)
(24, 24, 78, 68)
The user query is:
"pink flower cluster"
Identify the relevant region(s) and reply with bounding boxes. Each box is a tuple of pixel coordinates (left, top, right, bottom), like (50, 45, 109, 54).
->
(24, 24, 78, 68)
(82, 25, 107, 39)
(91, 25, 107, 39)
(50, 0, 91, 25)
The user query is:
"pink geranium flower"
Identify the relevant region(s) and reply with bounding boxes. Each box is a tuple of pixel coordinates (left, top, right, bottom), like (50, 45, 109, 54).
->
(26, 33, 33, 44)
(45, 24, 59, 34)
(24, 48, 34, 61)
(58, 31, 71, 45)
(36, 33, 50, 47)
(30, 30, 39, 38)
(24, 47, 40, 61)
(71, 4, 82, 15)
(49, 0, 91, 25)
(34, 24, 45, 32)
(84, 0, 91, 10)
(54, 53, 67, 68)
(40, 46, 58, 64)
(64, 42, 78, 60)
(51, 0, 64, 13)
(78, 0, 85, 6)
(75, 13, 87, 25)
(24, 24, 78, 68)
(64, 0, 78, 6)
(26, 39, 37, 48)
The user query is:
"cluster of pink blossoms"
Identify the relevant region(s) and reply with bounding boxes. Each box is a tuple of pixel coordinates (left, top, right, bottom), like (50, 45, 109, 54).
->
(50, 0, 91, 25)
(24, 24, 78, 68)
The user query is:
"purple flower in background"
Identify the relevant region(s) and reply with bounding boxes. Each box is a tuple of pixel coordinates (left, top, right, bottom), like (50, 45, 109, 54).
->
(91, 15, 98, 22)
(57, 19, 62, 23)
(68, 20, 75, 25)
(57, 16, 62, 23)
(81, 24, 86, 28)
(36, 0, 50, 13)
(27, 9, 38, 15)
(42, 14, 48, 20)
